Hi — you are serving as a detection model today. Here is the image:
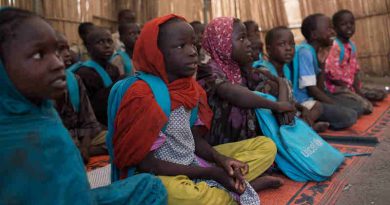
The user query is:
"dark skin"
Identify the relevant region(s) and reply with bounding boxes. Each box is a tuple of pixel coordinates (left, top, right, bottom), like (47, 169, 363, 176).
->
(191, 23, 205, 53)
(332, 12, 365, 97)
(231, 20, 287, 190)
(1, 17, 66, 104)
(85, 27, 115, 68)
(138, 19, 248, 194)
(267, 29, 329, 130)
(217, 21, 295, 113)
(248, 36, 263, 61)
(56, 33, 73, 67)
(119, 23, 140, 58)
(55, 33, 107, 163)
(246, 22, 260, 38)
(118, 10, 136, 24)
(306, 16, 336, 104)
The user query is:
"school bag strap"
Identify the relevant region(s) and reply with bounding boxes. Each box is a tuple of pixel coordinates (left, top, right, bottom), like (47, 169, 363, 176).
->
(335, 38, 356, 63)
(65, 70, 80, 113)
(254, 60, 292, 82)
(110, 50, 133, 75)
(68, 60, 113, 88)
(106, 71, 199, 182)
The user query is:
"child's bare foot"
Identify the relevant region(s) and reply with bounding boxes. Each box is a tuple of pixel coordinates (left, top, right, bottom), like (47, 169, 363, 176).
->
(250, 175, 284, 191)
(313, 122, 330, 132)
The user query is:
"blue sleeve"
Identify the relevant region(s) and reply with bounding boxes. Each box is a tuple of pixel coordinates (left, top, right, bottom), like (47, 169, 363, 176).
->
(298, 48, 317, 89)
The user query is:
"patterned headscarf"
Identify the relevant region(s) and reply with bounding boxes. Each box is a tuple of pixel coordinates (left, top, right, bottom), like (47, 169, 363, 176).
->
(202, 17, 242, 84)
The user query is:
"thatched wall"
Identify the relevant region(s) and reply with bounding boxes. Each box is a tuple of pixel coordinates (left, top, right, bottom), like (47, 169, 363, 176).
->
(1, 0, 389, 75)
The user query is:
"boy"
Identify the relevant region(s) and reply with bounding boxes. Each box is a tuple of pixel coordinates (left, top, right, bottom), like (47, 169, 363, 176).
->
(73, 26, 121, 126)
(293, 14, 358, 130)
(112, 9, 137, 51)
(111, 22, 140, 75)
(56, 32, 107, 163)
(325, 10, 379, 111)
(262, 26, 329, 131)
(70, 22, 95, 61)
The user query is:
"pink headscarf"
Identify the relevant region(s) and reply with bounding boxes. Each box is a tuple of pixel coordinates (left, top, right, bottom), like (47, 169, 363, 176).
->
(202, 17, 242, 84)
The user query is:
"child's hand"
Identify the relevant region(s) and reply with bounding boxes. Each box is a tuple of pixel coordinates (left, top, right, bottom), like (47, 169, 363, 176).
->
(276, 101, 296, 113)
(214, 154, 249, 177)
(212, 167, 246, 194)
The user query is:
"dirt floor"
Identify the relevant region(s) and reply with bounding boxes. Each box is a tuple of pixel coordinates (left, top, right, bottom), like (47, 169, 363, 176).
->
(335, 77, 390, 205)
(335, 126, 390, 205)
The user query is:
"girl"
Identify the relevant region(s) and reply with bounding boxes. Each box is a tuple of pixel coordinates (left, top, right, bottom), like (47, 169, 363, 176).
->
(0, 7, 165, 204)
(110, 14, 280, 205)
(198, 17, 295, 145)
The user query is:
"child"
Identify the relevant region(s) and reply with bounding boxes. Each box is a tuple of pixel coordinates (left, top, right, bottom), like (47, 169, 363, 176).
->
(112, 9, 137, 51)
(262, 26, 329, 132)
(56, 32, 107, 163)
(325, 10, 383, 110)
(0, 7, 166, 204)
(70, 22, 94, 61)
(73, 26, 121, 126)
(111, 22, 140, 75)
(110, 14, 282, 205)
(293, 13, 358, 130)
(244, 20, 266, 67)
(244, 20, 260, 39)
(190, 20, 210, 65)
(57, 32, 74, 67)
(198, 17, 295, 145)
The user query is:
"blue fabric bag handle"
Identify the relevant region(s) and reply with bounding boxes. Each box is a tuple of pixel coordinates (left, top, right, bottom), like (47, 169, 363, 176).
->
(111, 50, 133, 75)
(68, 60, 113, 88)
(65, 70, 80, 113)
(335, 38, 356, 63)
(106, 72, 198, 181)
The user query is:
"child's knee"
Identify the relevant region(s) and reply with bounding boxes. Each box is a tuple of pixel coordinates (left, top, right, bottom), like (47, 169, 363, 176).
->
(260, 137, 277, 156)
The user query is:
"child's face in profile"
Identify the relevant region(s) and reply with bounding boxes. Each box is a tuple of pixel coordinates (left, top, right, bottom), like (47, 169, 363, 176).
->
(267, 29, 295, 64)
(192, 23, 205, 52)
(56, 34, 73, 67)
(232, 21, 253, 66)
(86, 28, 114, 62)
(335, 12, 355, 40)
(2, 17, 66, 101)
(249, 36, 263, 61)
(159, 20, 198, 82)
(313, 16, 335, 47)
(120, 23, 140, 51)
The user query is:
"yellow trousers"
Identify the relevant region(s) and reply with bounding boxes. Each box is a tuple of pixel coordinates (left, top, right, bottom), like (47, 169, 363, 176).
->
(158, 136, 276, 205)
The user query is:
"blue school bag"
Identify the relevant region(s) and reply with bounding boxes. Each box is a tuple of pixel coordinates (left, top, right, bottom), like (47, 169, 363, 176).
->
(106, 71, 199, 182)
(253, 92, 345, 182)
(110, 50, 133, 75)
(334, 38, 356, 62)
(68, 60, 113, 88)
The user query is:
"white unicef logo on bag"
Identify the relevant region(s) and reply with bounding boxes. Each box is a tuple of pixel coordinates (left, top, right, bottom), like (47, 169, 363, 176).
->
(301, 139, 324, 157)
